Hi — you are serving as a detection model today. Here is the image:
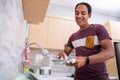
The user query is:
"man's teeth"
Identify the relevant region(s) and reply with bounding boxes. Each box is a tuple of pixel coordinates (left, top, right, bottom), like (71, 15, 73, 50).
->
(78, 19, 82, 21)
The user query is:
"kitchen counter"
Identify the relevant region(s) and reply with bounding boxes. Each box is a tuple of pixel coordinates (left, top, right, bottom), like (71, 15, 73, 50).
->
(15, 49, 75, 80)
(15, 72, 73, 80)
(1, 69, 118, 80)
(28, 49, 119, 80)
(3, 49, 118, 80)
(38, 73, 73, 80)
(14, 70, 118, 80)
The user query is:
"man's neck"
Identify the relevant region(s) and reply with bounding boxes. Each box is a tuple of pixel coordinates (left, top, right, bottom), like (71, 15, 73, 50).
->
(80, 24, 90, 31)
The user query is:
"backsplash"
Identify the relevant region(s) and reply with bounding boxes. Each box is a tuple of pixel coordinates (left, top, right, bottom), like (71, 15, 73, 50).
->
(0, 0, 28, 70)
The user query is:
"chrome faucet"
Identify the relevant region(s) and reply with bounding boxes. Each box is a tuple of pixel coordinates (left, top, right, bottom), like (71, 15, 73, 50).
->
(20, 42, 49, 73)
(26, 42, 48, 56)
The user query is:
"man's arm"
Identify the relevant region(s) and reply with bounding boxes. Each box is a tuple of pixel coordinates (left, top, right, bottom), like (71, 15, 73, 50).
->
(89, 39, 115, 64)
(58, 46, 73, 59)
(64, 46, 73, 56)
(72, 39, 115, 68)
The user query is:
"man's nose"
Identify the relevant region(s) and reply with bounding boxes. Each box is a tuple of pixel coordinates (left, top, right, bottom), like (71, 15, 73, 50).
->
(77, 13, 82, 17)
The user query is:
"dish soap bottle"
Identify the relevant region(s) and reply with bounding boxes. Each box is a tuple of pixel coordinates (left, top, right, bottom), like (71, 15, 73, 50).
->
(23, 47, 31, 72)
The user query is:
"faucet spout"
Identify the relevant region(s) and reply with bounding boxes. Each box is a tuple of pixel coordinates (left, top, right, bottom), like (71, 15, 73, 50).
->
(20, 42, 49, 73)
(26, 42, 48, 56)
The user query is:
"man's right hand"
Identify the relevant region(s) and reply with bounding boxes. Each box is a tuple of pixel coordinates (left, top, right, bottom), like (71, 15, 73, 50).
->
(57, 52, 68, 60)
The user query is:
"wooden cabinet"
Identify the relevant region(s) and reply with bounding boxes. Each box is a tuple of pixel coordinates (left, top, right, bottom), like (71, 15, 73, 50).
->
(104, 21, 120, 40)
(106, 58, 118, 77)
(28, 17, 49, 48)
(28, 16, 79, 49)
(22, 0, 50, 24)
(47, 16, 78, 49)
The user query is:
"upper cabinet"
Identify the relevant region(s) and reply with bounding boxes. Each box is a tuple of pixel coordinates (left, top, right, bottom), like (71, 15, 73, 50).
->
(28, 16, 79, 49)
(28, 17, 49, 48)
(22, 0, 50, 24)
(104, 21, 120, 40)
(47, 16, 79, 49)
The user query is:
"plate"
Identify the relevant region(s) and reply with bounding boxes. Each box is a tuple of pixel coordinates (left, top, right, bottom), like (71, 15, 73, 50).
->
(51, 59, 66, 64)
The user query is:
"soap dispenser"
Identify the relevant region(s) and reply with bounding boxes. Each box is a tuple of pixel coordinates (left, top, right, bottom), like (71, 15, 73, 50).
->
(23, 47, 31, 72)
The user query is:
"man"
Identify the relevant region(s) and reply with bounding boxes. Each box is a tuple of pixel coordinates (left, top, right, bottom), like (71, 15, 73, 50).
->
(58, 2, 115, 80)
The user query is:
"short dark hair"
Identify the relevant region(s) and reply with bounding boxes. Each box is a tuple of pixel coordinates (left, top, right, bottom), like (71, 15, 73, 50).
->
(75, 2, 92, 14)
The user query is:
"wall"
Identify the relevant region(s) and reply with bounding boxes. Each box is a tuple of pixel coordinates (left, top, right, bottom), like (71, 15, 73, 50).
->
(0, 0, 28, 72)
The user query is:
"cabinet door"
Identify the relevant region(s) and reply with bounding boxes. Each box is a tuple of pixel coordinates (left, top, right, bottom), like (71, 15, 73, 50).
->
(47, 17, 79, 49)
(106, 58, 118, 77)
(110, 21, 120, 40)
(28, 17, 49, 48)
(104, 21, 120, 40)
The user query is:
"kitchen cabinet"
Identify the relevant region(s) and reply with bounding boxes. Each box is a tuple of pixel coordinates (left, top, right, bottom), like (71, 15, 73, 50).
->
(28, 16, 79, 49)
(28, 17, 49, 48)
(106, 58, 118, 77)
(47, 16, 79, 49)
(22, 0, 50, 24)
(104, 21, 120, 40)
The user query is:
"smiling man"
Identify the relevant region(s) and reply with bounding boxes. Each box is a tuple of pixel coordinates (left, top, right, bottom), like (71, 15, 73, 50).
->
(58, 2, 115, 80)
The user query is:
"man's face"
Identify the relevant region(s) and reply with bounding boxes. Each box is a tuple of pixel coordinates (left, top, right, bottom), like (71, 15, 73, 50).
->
(75, 4, 91, 26)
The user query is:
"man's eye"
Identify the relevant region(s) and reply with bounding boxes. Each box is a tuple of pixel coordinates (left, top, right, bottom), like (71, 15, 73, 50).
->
(75, 12, 79, 15)
(75, 12, 86, 15)
(81, 12, 86, 15)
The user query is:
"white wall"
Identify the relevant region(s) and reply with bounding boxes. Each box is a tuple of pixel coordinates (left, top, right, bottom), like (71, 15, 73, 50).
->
(0, 0, 28, 72)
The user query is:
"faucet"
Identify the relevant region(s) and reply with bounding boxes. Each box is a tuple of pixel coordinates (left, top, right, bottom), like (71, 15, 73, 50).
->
(20, 42, 49, 73)
(26, 42, 48, 56)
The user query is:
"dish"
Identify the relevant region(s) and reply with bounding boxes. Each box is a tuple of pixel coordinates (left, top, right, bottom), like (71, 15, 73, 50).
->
(51, 59, 66, 64)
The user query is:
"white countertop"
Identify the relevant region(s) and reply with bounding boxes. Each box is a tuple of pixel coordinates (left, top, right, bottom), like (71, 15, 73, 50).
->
(43, 73, 73, 80)
(15, 72, 74, 80)
(1, 69, 118, 80)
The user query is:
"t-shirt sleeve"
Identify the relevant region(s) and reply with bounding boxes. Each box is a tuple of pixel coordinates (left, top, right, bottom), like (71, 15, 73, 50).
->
(96, 24, 111, 42)
(66, 35, 74, 48)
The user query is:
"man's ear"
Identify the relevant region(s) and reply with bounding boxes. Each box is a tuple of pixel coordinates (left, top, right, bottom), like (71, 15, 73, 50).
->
(88, 13, 91, 18)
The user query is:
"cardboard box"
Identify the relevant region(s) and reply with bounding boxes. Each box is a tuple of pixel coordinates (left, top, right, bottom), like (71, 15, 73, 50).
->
(22, 0, 50, 24)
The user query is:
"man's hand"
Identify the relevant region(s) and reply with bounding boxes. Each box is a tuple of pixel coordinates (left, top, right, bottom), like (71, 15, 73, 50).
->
(66, 56, 87, 68)
(57, 52, 68, 60)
